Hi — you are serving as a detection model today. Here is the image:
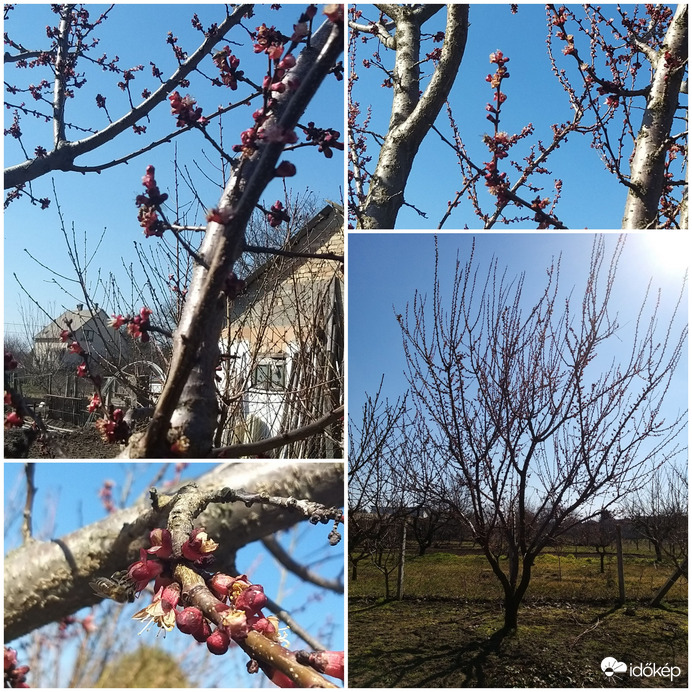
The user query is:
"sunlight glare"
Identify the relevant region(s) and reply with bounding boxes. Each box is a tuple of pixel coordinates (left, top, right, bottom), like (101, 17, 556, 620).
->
(640, 232, 690, 279)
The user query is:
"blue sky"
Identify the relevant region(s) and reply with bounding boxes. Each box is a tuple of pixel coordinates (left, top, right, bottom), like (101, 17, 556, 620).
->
(349, 3, 686, 229)
(3, 3, 344, 338)
(4, 461, 344, 687)
(348, 232, 689, 480)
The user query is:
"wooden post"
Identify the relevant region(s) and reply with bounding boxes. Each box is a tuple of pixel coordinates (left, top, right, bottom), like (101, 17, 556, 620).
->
(396, 518, 406, 600)
(650, 558, 687, 607)
(615, 525, 625, 604)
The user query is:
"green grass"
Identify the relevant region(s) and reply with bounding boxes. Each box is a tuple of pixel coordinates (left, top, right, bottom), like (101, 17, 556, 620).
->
(350, 546, 686, 604)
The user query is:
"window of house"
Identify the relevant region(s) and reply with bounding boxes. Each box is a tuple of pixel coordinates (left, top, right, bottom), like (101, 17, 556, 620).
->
(251, 356, 286, 391)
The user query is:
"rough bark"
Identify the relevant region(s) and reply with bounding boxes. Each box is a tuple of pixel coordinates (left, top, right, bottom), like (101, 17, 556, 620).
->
(4, 461, 343, 643)
(122, 19, 344, 457)
(357, 4, 469, 229)
(621, 3, 688, 229)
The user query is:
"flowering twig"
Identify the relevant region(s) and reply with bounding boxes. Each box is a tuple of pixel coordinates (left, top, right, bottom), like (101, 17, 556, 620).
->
(89, 481, 344, 687)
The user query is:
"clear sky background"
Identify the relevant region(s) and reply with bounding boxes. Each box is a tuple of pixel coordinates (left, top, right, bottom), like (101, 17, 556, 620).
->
(3, 3, 344, 339)
(348, 231, 689, 489)
(4, 461, 344, 687)
(349, 3, 687, 229)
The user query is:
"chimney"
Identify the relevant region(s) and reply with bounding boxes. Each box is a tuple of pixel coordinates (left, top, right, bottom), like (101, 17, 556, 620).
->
(77, 303, 84, 311)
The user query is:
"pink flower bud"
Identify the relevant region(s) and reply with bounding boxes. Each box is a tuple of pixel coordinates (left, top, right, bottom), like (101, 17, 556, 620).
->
(128, 548, 164, 590)
(235, 583, 267, 616)
(209, 572, 235, 601)
(176, 606, 205, 636)
(206, 628, 230, 655)
(147, 528, 173, 559)
(4, 412, 23, 428)
(274, 161, 296, 178)
(279, 54, 296, 70)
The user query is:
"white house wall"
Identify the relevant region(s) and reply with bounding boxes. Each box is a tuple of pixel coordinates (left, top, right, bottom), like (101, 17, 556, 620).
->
(218, 338, 297, 442)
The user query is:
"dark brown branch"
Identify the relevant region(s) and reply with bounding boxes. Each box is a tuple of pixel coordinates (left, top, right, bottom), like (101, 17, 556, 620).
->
(211, 404, 344, 458)
(244, 243, 344, 263)
(125, 18, 344, 458)
(262, 534, 344, 593)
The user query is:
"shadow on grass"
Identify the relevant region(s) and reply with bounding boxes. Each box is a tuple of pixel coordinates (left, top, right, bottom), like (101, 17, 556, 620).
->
(349, 598, 688, 688)
(415, 626, 512, 687)
(590, 602, 688, 621)
(656, 603, 687, 617)
(349, 597, 399, 615)
(354, 623, 513, 687)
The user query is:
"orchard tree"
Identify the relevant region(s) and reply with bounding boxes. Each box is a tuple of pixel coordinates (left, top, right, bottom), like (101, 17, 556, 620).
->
(3, 4, 345, 458)
(397, 236, 686, 632)
(348, 4, 688, 229)
(347, 381, 409, 584)
(626, 463, 688, 566)
(4, 462, 344, 688)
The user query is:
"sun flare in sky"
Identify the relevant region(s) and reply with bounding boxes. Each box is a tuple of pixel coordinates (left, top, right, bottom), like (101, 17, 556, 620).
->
(640, 232, 690, 279)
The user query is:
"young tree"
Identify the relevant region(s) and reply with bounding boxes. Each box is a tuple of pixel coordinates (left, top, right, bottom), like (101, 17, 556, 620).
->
(347, 381, 408, 583)
(4, 4, 345, 458)
(626, 463, 688, 566)
(574, 508, 617, 574)
(349, 4, 688, 229)
(397, 236, 686, 632)
(4, 462, 344, 688)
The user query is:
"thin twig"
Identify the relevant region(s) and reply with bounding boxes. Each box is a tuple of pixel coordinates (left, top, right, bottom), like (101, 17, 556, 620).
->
(21, 462, 36, 543)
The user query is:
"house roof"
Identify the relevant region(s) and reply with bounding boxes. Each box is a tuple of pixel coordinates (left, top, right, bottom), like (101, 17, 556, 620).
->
(241, 201, 343, 290)
(34, 305, 111, 341)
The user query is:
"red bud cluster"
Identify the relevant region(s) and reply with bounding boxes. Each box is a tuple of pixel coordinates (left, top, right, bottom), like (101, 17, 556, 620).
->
(212, 47, 242, 90)
(302, 121, 344, 159)
(136, 166, 168, 238)
(4, 647, 30, 688)
(266, 200, 290, 227)
(252, 24, 286, 60)
(94, 407, 129, 443)
(126, 307, 153, 342)
(169, 91, 208, 127)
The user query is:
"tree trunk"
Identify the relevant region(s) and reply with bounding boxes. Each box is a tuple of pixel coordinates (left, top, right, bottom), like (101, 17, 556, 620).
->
(357, 5, 469, 229)
(120, 19, 344, 456)
(351, 559, 358, 581)
(503, 593, 521, 632)
(501, 557, 534, 632)
(621, 3, 688, 228)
